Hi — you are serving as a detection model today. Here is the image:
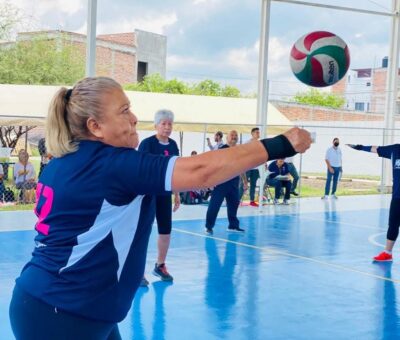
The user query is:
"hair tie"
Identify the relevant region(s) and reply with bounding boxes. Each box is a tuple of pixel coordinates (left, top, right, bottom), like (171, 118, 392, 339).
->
(65, 89, 73, 102)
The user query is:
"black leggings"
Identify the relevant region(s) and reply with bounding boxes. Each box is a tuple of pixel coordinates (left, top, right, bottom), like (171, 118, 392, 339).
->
(387, 198, 400, 241)
(156, 195, 172, 235)
(9, 285, 121, 340)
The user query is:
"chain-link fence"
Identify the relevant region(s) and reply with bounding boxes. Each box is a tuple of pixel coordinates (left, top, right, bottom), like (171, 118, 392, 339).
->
(1, 122, 399, 207)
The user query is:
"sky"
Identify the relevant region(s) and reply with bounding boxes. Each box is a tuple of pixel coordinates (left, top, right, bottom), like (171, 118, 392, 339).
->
(4, 0, 395, 98)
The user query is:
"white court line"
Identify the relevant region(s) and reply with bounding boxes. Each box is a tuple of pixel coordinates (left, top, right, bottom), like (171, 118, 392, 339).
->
(300, 216, 385, 231)
(173, 227, 400, 284)
(368, 232, 387, 248)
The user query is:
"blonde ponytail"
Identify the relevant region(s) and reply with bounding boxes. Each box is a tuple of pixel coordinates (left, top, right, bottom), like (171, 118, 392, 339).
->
(45, 77, 122, 157)
(46, 87, 78, 157)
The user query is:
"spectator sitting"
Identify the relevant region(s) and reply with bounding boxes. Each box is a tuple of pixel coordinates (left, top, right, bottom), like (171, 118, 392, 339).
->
(0, 164, 5, 202)
(38, 137, 51, 178)
(265, 159, 292, 205)
(13, 149, 37, 203)
(181, 150, 211, 204)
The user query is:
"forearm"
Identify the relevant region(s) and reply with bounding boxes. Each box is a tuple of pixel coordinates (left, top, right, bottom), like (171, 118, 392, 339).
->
(172, 142, 267, 191)
(348, 144, 378, 154)
(171, 127, 311, 192)
(325, 160, 331, 168)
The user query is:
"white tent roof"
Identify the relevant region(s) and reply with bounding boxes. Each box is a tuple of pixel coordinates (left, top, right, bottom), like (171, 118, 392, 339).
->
(0, 84, 292, 133)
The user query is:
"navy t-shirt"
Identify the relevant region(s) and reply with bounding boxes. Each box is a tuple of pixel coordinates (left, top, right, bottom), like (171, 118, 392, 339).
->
(268, 161, 290, 180)
(16, 140, 178, 322)
(377, 144, 400, 198)
(138, 135, 179, 157)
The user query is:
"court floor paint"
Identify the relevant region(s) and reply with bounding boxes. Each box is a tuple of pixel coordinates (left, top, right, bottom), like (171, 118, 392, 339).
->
(1, 195, 399, 340)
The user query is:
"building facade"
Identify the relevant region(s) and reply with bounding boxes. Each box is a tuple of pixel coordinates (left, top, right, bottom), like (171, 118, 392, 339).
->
(331, 57, 400, 114)
(12, 29, 167, 85)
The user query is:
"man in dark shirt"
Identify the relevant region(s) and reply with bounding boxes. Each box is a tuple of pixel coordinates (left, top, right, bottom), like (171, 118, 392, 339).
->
(205, 130, 245, 235)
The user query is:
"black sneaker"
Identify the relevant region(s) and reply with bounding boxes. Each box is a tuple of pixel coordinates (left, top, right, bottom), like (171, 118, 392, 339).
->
(227, 226, 245, 233)
(153, 263, 173, 281)
(205, 227, 213, 235)
(140, 276, 149, 287)
(290, 191, 299, 196)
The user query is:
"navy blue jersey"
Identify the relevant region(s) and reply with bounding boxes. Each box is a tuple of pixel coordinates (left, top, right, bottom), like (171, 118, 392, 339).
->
(16, 140, 178, 322)
(377, 144, 400, 198)
(268, 161, 290, 179)
(139, 135, 180, 157)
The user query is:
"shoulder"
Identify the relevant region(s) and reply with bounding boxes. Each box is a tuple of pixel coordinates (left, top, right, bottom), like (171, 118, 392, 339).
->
(220, 144, 229, 150)
(141, 135, 157, 144)
(169, 138, 178, 146)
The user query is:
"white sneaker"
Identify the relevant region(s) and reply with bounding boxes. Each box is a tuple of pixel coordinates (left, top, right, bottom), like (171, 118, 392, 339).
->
(321, 195, 328, 200)
(332, 195, 338, 199)
(283, 199, 290, 205)
(273, 198, 279, 205)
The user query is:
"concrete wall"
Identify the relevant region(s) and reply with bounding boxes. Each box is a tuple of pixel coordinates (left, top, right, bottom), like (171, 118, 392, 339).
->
(135, 29, 167, 78)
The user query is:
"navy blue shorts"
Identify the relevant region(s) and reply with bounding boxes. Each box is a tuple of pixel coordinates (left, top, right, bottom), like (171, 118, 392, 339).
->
(155, 195, 172, 235)
(9, 285, 121, 340)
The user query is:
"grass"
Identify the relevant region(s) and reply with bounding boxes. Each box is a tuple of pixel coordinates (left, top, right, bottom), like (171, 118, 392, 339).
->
(298, 184, 379, 198)
(303, 172, 380, 181)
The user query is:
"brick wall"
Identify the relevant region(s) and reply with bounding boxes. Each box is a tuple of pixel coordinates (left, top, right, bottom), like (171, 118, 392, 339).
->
(97, 33, 137, 47)
(371, 69, 387, 113)
(113, 52, 136, 84)
(272, 101, 399, 122)
(331, 77, 346, 95)
(14, 31, 137, 85)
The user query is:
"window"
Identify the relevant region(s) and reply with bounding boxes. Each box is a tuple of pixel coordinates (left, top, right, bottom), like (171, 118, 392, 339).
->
(355, 102, 365, 111)
(366, 82, 371, 86)
(137, 61, 148, 82)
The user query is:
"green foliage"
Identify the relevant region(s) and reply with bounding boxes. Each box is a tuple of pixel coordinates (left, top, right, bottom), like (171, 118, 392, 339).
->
(0, 36, 85, 85)
(123, 73, 241, 98)
(191, 79, 221, 96)
(293, 88, 345, 109)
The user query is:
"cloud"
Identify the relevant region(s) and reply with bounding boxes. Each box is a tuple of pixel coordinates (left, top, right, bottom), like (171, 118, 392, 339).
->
(12, 0, 83, 16)
(97, 12, 177, 35)
(168, 54, 210, 68)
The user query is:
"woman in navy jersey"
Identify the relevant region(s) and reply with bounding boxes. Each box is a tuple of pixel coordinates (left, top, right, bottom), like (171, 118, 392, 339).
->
(139, 109, 180, 283)
(9, 76, 312, 340)
(348, 143, 400, 262)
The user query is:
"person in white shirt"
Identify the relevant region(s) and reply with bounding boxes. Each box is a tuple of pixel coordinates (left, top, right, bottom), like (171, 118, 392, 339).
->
(13, 149, 37, 203)
(207, 131, 224, 150)
(0, 163, 4, 201)
(322, 138, 342, 199)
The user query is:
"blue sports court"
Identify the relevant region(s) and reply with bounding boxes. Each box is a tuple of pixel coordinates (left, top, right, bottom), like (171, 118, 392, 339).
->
(1, 194, 399, 339)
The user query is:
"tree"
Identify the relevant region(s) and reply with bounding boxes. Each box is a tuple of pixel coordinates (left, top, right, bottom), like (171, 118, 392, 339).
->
(0, 1, 22, 40)
(0, 36, 85, 85)
(221, 85, 241, 98)
(0, 126, 36, 149)
(123, 74, 241, 98)
(191, 79, 222, 96)
(293, 88, 345, 109)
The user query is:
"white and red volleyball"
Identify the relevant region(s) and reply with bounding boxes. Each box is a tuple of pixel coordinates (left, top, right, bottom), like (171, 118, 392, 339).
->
(290, 31, 350, 87)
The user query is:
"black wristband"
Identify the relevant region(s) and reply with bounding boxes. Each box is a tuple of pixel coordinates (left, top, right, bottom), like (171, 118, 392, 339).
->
(260, 135, 297, 160)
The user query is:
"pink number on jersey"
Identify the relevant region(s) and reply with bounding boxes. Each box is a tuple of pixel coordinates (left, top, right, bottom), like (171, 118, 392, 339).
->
(34, 183, 54, 235)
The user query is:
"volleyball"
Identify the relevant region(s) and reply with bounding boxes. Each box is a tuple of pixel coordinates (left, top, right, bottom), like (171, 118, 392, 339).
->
(290, 31, 350, 87)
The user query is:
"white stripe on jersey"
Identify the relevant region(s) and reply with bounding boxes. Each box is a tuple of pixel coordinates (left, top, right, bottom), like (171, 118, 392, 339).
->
(59, 196, 144, 281)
